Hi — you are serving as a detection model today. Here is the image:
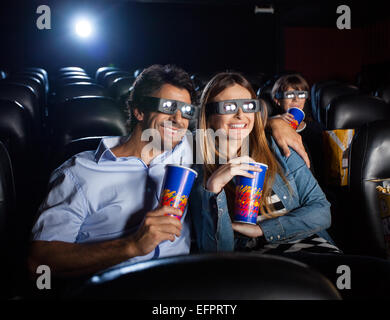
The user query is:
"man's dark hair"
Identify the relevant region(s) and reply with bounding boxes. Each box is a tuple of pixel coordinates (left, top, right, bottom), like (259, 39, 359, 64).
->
(126, 64, 195, 132)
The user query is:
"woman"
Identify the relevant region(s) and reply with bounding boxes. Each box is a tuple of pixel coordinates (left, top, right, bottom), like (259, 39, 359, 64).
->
(190, 72, 340, 255)
(271, 74, 324, 182)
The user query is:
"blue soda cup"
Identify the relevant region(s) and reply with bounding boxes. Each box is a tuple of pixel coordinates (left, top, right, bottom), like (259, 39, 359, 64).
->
(287, 107, 305, 130)
(233, 162, 268, 225)
(160, 165, 198, 220)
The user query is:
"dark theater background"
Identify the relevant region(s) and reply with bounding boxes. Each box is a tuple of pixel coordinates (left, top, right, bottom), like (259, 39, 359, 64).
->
(1, 0, 390, 84)
(1, 0, 390, 303)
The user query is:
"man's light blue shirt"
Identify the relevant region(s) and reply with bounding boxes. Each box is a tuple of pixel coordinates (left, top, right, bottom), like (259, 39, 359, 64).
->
(31, 135, 194, 265)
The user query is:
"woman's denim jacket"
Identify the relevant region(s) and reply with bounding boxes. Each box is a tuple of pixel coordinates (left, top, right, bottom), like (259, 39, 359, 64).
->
(189, 137, 333, 252)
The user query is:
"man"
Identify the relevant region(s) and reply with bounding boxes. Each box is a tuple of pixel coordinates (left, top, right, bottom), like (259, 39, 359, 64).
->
(29, 64, 309, 278)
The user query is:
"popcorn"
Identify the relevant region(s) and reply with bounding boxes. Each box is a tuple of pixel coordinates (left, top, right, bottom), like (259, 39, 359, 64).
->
(376, 185, 390, 194)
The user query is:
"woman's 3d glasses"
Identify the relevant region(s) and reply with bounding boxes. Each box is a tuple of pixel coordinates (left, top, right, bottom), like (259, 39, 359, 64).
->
(275, 90, 308, 99)
(206, 99, 261, 115)
(136, 96, 198, 120)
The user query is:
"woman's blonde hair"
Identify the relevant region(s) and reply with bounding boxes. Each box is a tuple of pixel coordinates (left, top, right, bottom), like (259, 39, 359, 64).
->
(199, 72, 289, 219)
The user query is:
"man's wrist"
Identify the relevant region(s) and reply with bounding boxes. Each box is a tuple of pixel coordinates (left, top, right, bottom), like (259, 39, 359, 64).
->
(124, 237, 140, 259)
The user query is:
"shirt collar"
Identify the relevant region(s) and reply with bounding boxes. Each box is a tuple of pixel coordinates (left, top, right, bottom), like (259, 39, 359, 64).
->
(94, 136, 128, 163)
(94, 135, 190, 165)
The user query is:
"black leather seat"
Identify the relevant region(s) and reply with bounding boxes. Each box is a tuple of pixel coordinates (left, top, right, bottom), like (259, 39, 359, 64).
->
(53, 83, 107, 105)
(310, 80, 341, 122)
(58, 67, 86, 74)
(324, 96, 390, 255)
(7, 75, 45, 108)
(102, 71, 132, 88)
(0, 100, 35, 285)
(96, 67, 121, 85)
(325, 95, 390, 130)
(0, 140, 17, 299)
(0, 83, 41, 140)
(349, 120, 390, 258)
(108, 76, 135, 101)
(15, 71, 45, 89)
(375, 83, 390, 104)
(48, 97, 128, 167)
(56, 76, 94, 87)
(50, 136, 103, 172)
(318, 83, 359, 127)
(69, 253, 341, 300)
(56, 71, 88, 79)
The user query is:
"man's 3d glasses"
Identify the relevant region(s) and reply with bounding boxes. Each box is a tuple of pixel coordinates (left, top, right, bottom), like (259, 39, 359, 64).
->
(275, 90, 308, 99)
(135, 96, 198, 120)
(206, 99, 261, 115)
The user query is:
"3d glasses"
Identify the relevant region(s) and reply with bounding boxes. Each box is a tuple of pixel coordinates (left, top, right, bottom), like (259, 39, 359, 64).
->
(275, 90, 308, 99)
(206, 99, 261, 115)
(136, 96, 198, 120)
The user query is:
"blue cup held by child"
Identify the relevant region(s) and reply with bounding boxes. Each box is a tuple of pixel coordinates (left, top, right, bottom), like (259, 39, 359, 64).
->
(287, 107, 305, 130)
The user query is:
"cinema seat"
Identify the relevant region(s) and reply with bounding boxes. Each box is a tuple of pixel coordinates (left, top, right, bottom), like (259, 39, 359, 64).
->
(349, 120, 390, 258)
(108, 76, 134, 101)
(0, 140, 17, 299)
(58, 67, 86, 74)
(0, 99, 36, 276)
(16, 71, 45, 88)
(53, 83, 107, 105)
(324, 96, 390, 255)
(0, 83, 42, 139)
(8, 75, 46, 107)
(24, 67, 49, 94)
(375, 84, 390, 104)
(68, 253, 341, 300)
(190, 73, 212, 92)
(50, 136, 103, 172)
(56, 76, 94, 86)
(96, 67, 121, 85)
(56, 71, 89, 79)
(310, 80, 341, 122)
(318, 83, 359, 127)
(48, 96, 128, 159)
(102, 71, 132, 88)
(325, 95, 390, 130)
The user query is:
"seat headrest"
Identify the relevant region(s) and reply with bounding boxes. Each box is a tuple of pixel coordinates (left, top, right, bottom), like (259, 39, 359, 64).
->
(95, 67, 121, 83)
(56, 72, 88, 80)
(103, 71, 132, 88)
(108, 77, 135, 100)
(320, 84, 359, 112)
(51, 96, 128, 147)
(0, 83, 38, 122)
(70, 253, 341, 300)
(0, 99, 31, 157)
(54, 83, 106, 104)
(58, 67, 85, 74)
(325, 95, 390, 130)
(15, 72, 45, 86)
